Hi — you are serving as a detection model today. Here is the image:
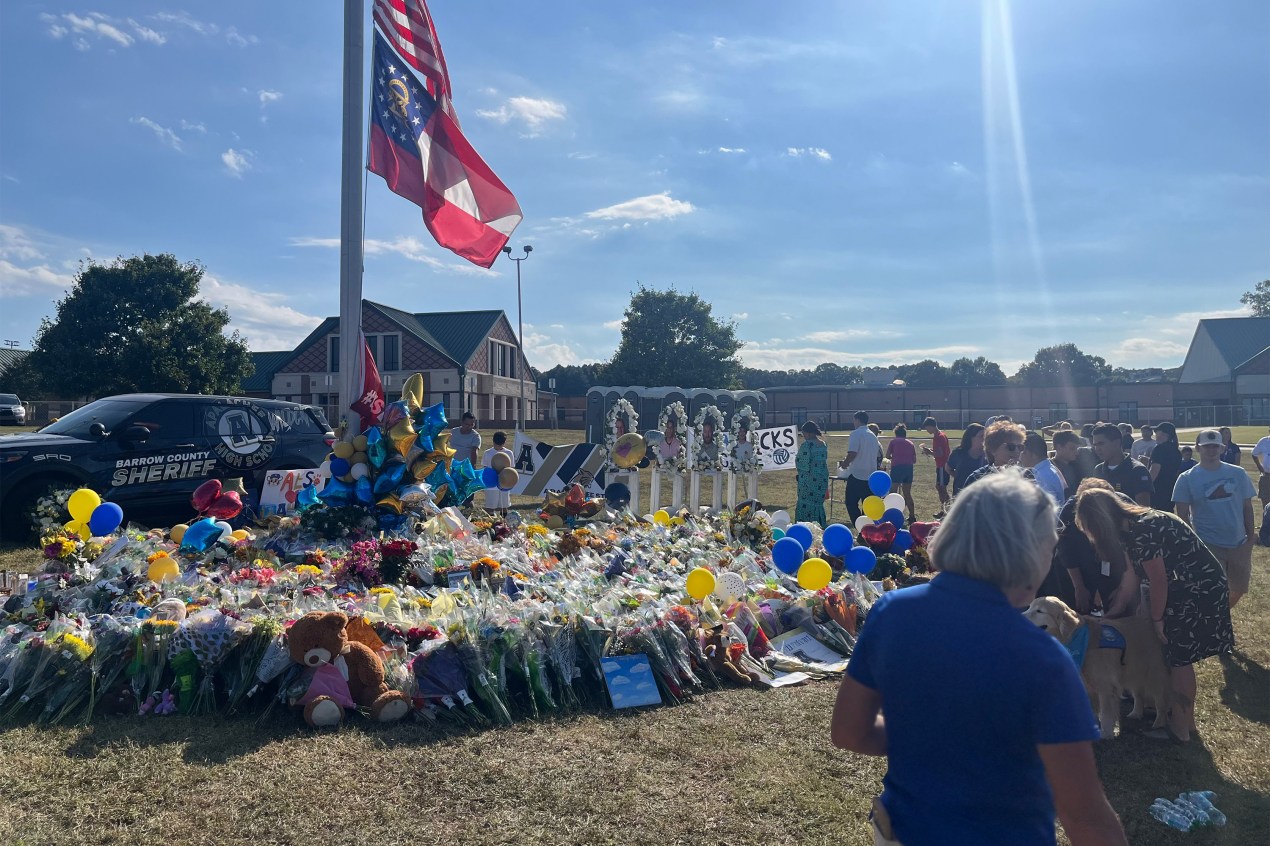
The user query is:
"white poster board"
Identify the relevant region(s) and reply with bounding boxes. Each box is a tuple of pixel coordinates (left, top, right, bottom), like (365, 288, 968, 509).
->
(259, 467, 329, 516)
(756, 425, 798, 472)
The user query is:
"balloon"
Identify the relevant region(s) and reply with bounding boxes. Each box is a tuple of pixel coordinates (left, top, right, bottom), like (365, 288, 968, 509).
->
(366, 427, 388, 469)
(318, 459, 332, 479)
(352, 434, 369, 452)
(652, 510, 671, 527)
(401, 373, 425, 413)
(332, 441, 356, 460)
(64, 519, 91, 538)
(771, 536, 805, 575)
(868, 470, 892, 498)
(230, 529, 250, 541)
(147, 554, 180, 583)
(891, 530, 914, 554)
(169, 523, 188, 544)
(604, 482, 631, 509)
(382, 399, 409, 429)
(482, 467, 500, 488)
(374, 461, 407, 496)
(910, 521, 939, 546)
(350, 462, 371, 480)
(424, 463, 453, 503)
(351, 451, 369, 467)
(771, 527, 785, 540)
(822, 523, 853, 557)
(398, 483, 432, 508)
(429, 431, 456, 461)
(87, 502, 124, 536)
(491, 451, 512, 472)
(376, 494, 404, 515)
(785, 523, 814, 552)
(214, 520, 233, 541)
(855, 515, 874, 531)
(883, 493, 905, 512)
(611, 433, 647, 469)
(296, 483, 321, 511)
(685, 567, 716, 600)
(565, 483, 586, 510)
(319, 476, 355, 505)
(329, 457, 351, 478)
(205, 491, 243, 520)
(713, 571, 746, 602)
(354, 476, 374, 504)
(544, 514, 564, 529)
(388, 417, 418, 456)
(846, 546, 877, 575)
(798, 557, 833, 591)
(421, 402, 448, 438)
(862, 496, 885, 521)
(497, 467, 519, 492)
(881, 508, 905, 529)
(180, 518, 221, 552)
(68, 488, 102, 523)
(861, 522, 897, 552)
(411, 458, 438, 482)
(769, 509, 791, 529)
(450, 458, 483, 502)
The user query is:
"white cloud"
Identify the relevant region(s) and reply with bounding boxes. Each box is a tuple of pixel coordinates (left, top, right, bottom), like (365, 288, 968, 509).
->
(475, 97, 567, 135)
(731, 312, 749, 321)
(522, 329, 583, 369)
(0, 259, 74, 297)
(221, 148, 252, 177)
(801, 329, 900, 344)
(567, 151, 596, 160)
(42, 12, 136, 48)
(699, 146, 747, 155)
(200, 275, 323, 350)
(128, 19, 166, 45)
(741, 339, 978, 370)
(1110, 338, 1189, 364)
(0, 225, 44, 262)
(225, 27, 256, 47)
(258, 89, 283, 105)
(289, 236, 495, 277)
(179, 119, 207, 134)
(151, 12, 257, 46)
(785, 147, 832, 161)
(947, 161, 971, 177)
(130, 117, 183, 151)
(602, 319, 623, 330)
(584, 192, 695, 222)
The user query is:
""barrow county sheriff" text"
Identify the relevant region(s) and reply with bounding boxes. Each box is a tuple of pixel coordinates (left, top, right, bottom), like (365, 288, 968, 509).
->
(111, 451, 217, 486)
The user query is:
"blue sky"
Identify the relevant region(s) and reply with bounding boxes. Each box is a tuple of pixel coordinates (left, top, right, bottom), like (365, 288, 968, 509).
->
(1, 1, 1266, 375)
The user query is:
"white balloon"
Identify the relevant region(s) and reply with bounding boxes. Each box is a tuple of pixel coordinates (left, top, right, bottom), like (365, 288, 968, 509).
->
(883, 493, 905, 511)
(350, 462, 370, 480)
(770, 509, 791, 529)
(318, 460, 332, 479)
(214, 520, 233, 540)
(713, 571, 746, 602)
(855, 515, 874, 531)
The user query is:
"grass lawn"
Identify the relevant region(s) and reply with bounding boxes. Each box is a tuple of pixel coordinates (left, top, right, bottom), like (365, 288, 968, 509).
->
(0, 434, 1267, 845)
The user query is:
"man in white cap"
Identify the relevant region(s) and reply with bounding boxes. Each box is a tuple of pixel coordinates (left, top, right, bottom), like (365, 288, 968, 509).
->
(1173, 428, 1257, 608)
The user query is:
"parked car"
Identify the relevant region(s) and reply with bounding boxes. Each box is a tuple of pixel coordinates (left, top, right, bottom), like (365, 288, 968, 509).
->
(0, 393, 25, 426)
(0, 394, 334, 541)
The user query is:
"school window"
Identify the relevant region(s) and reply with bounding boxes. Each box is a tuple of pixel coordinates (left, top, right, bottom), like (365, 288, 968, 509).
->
(1049, 403, 1068, 421)
(328, 336, 340, 373)
(1243, 397, 1270, 424)
(382, 334, 400, 371)
(365, 334, 379, 366)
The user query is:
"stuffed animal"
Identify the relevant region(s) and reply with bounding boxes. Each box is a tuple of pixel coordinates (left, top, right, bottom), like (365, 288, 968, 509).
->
(286, 611, 411, 728)
(701, 625, 762, 686)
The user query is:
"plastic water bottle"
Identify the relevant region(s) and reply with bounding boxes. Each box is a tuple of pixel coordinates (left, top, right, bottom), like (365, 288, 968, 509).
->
(1149, 799, 1192, 831)
(1172, 795, 1211, 826)
(1181, 792, 1227, 826)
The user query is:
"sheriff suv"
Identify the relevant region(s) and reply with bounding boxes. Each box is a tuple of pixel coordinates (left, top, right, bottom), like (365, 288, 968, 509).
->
(0, 394, 334, 541)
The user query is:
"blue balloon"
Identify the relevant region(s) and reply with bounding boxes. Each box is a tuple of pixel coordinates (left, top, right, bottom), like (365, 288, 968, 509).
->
(366, 427, 388, 468)
(180, 518, 221, 552)
(891, 530, 914, 554)
(822, 523, 853, 557)
(329, 457, 351, 477)
(374, 460, 408, 496)
(425, 462, 453, 498)
(771, 527, 785, 540)
(88, 502, 124, 536)
(354, 476, 374, 504)
(882, 508, 906, 529)
(481, 467, 501, 488)
(785, 523, 814, 552)
(319, 476, 354, 505)
(296, 483, 321, 511)
(771, 536, 806, 575)
(421, 403, 448, 438)
(604, 482, 630, 508)
(846, 546, 877, 575)
(868, 470, 892, 498)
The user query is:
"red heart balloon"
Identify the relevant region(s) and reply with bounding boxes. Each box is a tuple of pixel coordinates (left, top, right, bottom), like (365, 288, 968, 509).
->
(204, 491, 243, 520)
(191, 479, 222, 513)
(909, 521, 939, 547)
(860, 522, 897, 552)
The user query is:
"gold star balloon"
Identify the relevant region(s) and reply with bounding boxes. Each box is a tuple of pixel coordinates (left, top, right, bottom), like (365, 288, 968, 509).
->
(388, 418, 418, 456)
(401, 373, 425, 414)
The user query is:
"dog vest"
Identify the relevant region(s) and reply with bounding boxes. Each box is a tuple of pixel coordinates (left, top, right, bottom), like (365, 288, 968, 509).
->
(1062, 621, 1127, 670)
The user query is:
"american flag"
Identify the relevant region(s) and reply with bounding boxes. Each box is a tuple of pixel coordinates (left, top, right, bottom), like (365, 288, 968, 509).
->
(371, 0, 458, 123)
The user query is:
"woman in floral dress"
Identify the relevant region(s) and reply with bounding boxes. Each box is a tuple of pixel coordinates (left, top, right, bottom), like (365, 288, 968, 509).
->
(795, 421, 829, 526)
(1076, 489, 1234, 742)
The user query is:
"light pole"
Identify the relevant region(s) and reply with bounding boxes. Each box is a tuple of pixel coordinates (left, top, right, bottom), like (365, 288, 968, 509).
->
(502, 244, 532, 431)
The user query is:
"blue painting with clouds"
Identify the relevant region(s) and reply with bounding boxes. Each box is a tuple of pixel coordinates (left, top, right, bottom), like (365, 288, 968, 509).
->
(602, 654, 662, 709)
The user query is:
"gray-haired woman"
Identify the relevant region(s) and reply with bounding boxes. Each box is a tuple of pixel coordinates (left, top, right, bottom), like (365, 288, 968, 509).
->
(831, 473, 1126, 846)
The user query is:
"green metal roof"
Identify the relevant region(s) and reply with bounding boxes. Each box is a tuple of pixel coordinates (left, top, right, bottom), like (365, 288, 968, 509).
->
(1202, 317, 1270, 369)
(410, 309, 504, 366)
(241, 350, 294, 392)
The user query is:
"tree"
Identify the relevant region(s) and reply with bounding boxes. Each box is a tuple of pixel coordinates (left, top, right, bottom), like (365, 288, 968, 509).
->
(895, 359, 949, 387)
(537, 363, 606, 396)
(1013, 343, 1110, 386)
(1240, 279, 1270, 316)
(605, 286, 742, 387)
(947, 356, 1007, 386)
(21, 254, 252, 398)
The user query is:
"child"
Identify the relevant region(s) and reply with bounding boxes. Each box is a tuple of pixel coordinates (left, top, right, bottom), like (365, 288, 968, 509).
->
(481, 432, 515, 516)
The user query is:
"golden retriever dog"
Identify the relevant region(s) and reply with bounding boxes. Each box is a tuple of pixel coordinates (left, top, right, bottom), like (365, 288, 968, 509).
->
(1024, 596, 1170, 738)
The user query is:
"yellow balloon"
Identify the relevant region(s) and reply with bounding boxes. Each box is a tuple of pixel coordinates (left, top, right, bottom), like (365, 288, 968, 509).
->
(68, 488, 101, 523)
(545, 514, 564, 529)
(169, 523, 188, 544)
(390, 419, 419, 456)
(147, 555, 180, 583)
(652, 510, 671, 526)
(64, 519, 91, 538)
(685, 567, 717, 601)
(333, 441, 355, 460)
(429, 431, 456, 460)
(669, 516, 685, 526)
(230, 529, 250, 541)
(352, 434, 369, 452)
(411, 458, 438, 481)
(401, 373, 425, 413)
(798, 557, 833, 591)
(351, 451, 368, 466)
(862, 496, 885, 521)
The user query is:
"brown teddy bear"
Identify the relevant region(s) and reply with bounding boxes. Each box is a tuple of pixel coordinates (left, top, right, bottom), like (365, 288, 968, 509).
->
(287, 611, 411, 728)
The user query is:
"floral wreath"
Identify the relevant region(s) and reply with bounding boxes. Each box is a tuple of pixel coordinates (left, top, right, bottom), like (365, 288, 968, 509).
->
(655, 401, 687, 472)
(729, 405, 762, 473)
(603, 398, 639, 460)
(692, 405, 726, 472)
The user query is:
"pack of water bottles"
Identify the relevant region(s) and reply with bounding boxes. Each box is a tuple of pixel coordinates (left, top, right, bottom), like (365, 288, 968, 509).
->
(1149, 791, 1227, 831)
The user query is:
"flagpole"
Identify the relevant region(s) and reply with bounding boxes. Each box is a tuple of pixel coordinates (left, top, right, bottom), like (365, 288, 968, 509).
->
(338, 0, 366, 437)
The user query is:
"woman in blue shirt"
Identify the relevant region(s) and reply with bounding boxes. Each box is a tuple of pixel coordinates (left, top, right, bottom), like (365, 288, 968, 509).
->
(830, 473, 1126, 846)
